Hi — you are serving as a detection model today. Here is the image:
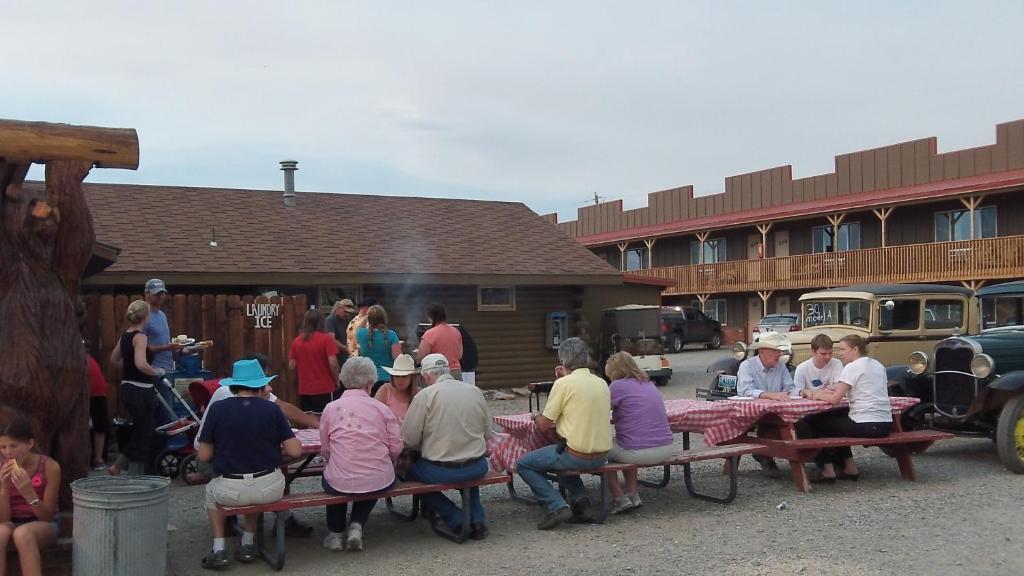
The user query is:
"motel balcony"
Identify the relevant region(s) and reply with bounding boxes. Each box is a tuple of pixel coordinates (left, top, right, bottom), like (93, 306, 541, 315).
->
(630, 234, 1024, 295)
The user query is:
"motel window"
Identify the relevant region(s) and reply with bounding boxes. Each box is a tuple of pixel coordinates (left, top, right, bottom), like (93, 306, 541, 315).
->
(812, 222, 860, 253)
(625, 247, 649, 271)
(690, 238, 727, 264)
(478, 286, 516, 312)
(693, 298, 728, 325)
(935, 206, 997, 242)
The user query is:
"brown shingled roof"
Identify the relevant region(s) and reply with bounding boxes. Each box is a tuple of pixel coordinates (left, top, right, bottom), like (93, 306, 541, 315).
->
(27, 181, 621, 284)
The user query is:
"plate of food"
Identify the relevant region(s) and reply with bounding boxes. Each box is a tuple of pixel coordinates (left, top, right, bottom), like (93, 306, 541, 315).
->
(173, 335, 196, 346)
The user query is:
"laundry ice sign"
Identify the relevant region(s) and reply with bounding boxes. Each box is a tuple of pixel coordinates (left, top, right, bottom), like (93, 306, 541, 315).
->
(246, 303, 281, 328)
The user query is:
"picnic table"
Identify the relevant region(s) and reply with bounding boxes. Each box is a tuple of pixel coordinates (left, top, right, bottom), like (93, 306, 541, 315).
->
(489, 397, 921, 476)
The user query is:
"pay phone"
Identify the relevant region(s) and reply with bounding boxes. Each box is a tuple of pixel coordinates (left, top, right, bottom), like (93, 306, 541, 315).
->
(546, 311, 568, 350)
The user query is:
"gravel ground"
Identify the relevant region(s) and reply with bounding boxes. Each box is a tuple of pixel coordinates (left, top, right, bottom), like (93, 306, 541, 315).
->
(163, 352, 1023, 575)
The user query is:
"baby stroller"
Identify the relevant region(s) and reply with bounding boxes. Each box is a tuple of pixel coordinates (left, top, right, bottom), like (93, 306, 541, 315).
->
(151, 376, 203, 479)
(174, 379, 221, 484)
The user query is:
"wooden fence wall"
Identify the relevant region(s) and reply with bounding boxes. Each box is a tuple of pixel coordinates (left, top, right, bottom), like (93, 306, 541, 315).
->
(83, 293, 308, 411)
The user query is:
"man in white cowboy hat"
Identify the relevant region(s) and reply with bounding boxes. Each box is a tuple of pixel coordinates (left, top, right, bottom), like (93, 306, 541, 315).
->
(401, 353, 492, 540)
(197, 358, 302, 570)
(736, 331, 796, 478)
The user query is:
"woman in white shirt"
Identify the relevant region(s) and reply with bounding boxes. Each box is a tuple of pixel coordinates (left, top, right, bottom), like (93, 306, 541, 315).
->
(798, 334, 892, 483)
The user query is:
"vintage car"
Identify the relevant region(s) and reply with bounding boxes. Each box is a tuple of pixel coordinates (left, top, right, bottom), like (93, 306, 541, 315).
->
(599, 305, 673, 386)
(706, 283, 978, 389)
(892, 280, 1024, 472)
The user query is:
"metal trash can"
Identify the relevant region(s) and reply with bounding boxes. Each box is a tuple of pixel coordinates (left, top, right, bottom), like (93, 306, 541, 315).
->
(71, 475, 170, 576)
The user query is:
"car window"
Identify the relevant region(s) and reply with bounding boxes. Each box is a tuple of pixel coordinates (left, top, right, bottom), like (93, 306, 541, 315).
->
(684, 309, 698, 321)
(803, 300, 871, 328)
(879, 299, 921, 331)
(924, 299, 964, 330)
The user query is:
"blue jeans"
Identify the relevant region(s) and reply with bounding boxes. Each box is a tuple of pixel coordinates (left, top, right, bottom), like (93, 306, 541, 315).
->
(517, 444, 607, 512)
(407, 457, 488, 530)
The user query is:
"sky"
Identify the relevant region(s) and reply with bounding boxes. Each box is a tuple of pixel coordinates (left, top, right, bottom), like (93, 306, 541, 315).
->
(6, 1, 1024, 222)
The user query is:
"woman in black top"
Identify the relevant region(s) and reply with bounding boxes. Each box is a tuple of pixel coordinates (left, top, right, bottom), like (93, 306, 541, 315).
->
(108, 299, 165, 475)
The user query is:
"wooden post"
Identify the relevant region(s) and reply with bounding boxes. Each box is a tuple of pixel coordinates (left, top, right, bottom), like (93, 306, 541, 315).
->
(757, 290, 774, 318)
(960, 195, 985, 240)
(826, 213, 847, 251)
(643, 238, 656, 269)
(961, 279, 987, 292)
(696, 232, 710, 264)
(756, 223, 773, 258)
(617, 242, 629, 271)
(696, 293, 710, 310)
(0, 119, 140, 169)
(871, 207, 894, 247)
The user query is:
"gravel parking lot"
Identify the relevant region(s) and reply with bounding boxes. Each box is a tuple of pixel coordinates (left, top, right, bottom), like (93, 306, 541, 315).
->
(163, 353, 1022, 575)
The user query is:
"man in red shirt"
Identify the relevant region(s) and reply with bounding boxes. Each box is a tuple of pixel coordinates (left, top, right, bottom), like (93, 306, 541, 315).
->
(416, 303, 464, 380)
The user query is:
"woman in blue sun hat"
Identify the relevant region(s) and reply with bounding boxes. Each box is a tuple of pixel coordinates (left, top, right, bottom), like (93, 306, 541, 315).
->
(197, 359, 302, 570)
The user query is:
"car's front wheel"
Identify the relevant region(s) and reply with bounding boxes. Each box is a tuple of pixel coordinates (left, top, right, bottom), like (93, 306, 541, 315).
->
(706, 332, 722, 350)
(671, 333, 684, 353)
(996, 395, 1024, 474)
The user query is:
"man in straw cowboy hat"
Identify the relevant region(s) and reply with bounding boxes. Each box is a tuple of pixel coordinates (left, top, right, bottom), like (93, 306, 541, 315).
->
(736, 331, 796, 478)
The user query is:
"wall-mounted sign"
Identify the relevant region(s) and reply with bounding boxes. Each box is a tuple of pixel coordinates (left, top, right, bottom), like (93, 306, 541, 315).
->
(246, 303, 280, 328)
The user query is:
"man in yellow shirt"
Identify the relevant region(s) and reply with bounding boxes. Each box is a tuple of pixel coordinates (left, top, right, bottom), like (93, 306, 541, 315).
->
(517, 337, 612, 530)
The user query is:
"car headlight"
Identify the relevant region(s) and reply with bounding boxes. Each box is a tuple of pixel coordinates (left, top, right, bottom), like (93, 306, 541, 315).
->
(971, 354, 995, 379)
(732, 342, 747, 361)
(907, 351, 929, 375)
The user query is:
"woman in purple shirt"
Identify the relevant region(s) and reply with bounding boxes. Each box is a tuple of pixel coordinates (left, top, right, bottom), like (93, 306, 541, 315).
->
(605, 352, 675, 514)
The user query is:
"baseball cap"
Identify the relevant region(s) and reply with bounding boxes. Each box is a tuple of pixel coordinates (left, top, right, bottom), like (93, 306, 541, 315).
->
(336, 299, 357, 312)
(144, 278, 167, 294)
(421, 353, 449, 372)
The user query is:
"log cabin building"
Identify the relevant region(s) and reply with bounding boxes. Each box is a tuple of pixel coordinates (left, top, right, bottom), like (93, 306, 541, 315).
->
(30, 171, 666, 402)
(548, 119, 1024, 341)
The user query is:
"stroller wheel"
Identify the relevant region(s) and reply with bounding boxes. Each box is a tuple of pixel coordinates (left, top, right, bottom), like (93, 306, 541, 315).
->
(156, 450, 181, 478)
(180, 453, 203, 484)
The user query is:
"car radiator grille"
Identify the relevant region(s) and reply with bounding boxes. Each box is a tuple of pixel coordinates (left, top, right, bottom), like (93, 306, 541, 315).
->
(934, 347, 975, 412)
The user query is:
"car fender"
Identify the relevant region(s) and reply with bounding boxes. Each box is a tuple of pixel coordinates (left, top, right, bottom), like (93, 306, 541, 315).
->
(707, 357, 740, 375)
(886, 365, 912, 388)
(989, 371, 1024, 392)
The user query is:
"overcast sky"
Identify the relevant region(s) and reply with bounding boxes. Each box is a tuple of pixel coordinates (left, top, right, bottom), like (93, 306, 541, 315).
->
(8, 1, 1024, 221)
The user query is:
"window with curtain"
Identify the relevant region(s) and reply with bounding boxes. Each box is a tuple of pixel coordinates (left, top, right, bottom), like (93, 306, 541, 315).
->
(689, 238, 727, 264)
(812, 222, 861, 253)
(935, 206, 997, 242)
(624, 247, 648, 270)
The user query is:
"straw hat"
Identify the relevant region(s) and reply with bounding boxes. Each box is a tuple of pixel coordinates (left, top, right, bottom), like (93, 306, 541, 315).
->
(750, 332, 790, 352)
(383, 354, 420, 376)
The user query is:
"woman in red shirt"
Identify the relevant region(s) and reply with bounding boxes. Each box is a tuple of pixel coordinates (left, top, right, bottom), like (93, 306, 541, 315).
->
(87, 354, 109, 470)
(288, 309, 340, 412)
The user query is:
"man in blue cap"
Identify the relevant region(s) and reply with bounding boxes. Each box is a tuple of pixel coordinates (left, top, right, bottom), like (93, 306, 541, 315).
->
(143, 278, 184, 472)
(198, 358, 302, 570)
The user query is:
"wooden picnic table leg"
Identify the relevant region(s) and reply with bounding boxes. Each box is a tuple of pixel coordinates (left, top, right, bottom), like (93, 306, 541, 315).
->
(759, 421, 812, 493)
(892, 446, 917, 481)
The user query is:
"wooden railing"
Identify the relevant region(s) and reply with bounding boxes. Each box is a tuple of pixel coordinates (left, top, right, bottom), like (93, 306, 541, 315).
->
(633, 235, 1024, 295)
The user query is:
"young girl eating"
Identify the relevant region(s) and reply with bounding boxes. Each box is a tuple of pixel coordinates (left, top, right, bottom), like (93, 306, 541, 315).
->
(0, 416, 61, 576)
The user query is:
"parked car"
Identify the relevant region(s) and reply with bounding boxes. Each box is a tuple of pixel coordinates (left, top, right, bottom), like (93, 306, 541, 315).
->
(600, 305, 674, 386)
(752, 313, 801, 334)
(706, 283, 978, 384)
(660, 306, 723, 353)
(891, 280, 1024, 472)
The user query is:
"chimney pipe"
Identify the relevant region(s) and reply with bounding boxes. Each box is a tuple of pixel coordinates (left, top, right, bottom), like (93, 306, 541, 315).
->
(280, 160, 298, 207)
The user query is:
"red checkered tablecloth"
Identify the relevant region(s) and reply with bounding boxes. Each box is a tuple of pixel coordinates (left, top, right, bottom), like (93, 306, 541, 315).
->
(488, 397, 921, 471)
(293, 428, 321, 454)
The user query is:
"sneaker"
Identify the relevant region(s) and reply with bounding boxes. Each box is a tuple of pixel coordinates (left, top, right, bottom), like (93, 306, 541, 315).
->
(626, 492, 643, 509)
(345, 523, 363, 551)
(285, 515, 314, 538)
(537, 506, 573, 530)
(234, 543, 257, 563)
(568, 496, 593, 523)
(201, 549, 229, 570)
(469, 523, 489, 540)
(610, 497, 635, 515)
(322, 531, 345, 551)
(91, 462, 106, 471)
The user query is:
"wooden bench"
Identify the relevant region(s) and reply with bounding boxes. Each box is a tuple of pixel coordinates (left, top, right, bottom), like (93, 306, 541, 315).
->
(508, 441, 766, 523)
(4, 512, 73, 576)
(737, 429, 954, 492)
(218, 470, 512, 571)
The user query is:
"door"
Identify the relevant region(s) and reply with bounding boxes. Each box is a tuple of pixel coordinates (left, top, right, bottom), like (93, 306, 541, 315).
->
(776, 296, 791, 314)
(774, 230, 790, 257)
(747, 297, 763, 339)
(747, 234, 762, 260)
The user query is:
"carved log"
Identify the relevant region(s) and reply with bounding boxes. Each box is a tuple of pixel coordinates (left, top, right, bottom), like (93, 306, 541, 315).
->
(0, 119, 139, 169)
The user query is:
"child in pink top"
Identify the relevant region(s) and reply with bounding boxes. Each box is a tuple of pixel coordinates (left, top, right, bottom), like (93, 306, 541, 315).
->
(1, 416, 62, 576)
(375, 354, 421, 421)
(319, 357, 403, 552)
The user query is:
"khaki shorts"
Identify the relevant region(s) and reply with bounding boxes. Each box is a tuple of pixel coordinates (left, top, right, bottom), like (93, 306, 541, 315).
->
(205, 469, 286, 510)
(607, 441, 677, 466)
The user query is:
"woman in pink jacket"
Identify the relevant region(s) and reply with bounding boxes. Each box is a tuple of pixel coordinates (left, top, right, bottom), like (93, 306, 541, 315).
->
(319, 357, 403, 552)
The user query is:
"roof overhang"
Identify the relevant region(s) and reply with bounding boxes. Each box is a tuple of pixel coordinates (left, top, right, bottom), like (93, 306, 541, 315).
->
(578, 169, 1024, 248)
(83, 241, 121, 278)
(622, 273, 675, 288)
(82, 271, 627, 288)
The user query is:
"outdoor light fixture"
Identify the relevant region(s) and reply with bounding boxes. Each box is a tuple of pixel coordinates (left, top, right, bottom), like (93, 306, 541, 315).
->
(209, 227, 218, 247)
